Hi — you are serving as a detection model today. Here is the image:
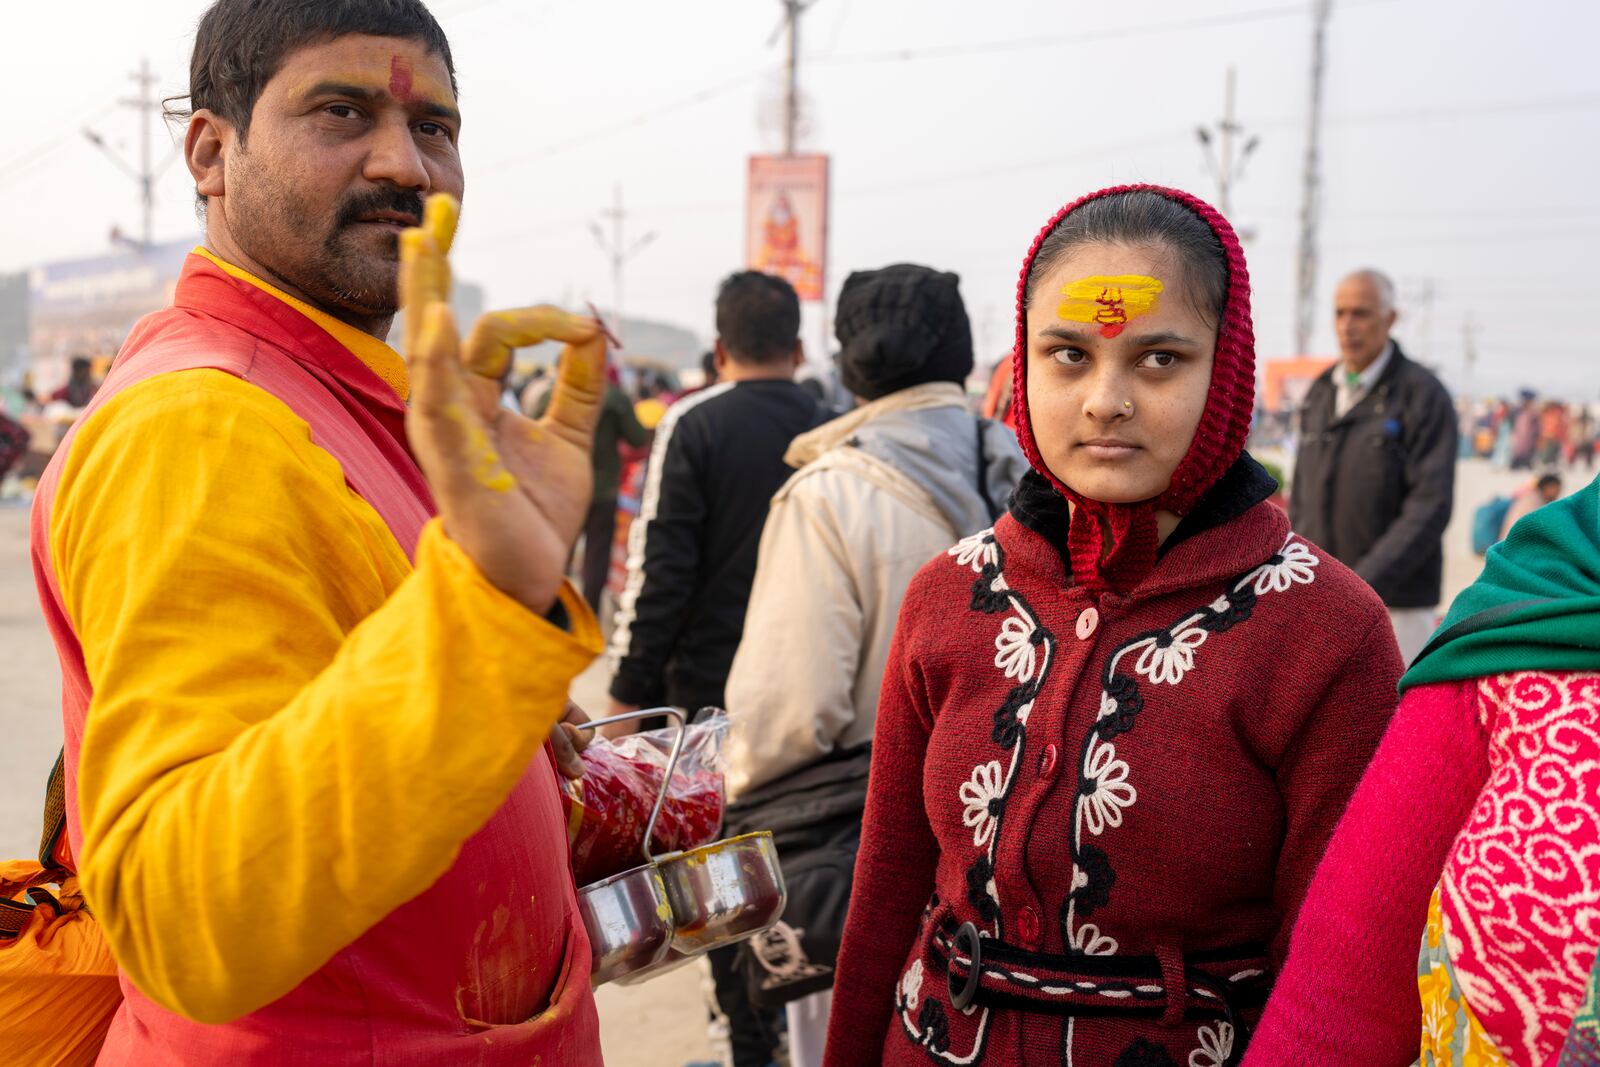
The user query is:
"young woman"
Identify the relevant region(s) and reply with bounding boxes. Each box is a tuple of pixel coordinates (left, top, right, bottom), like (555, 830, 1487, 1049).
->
(821, 186, 1404, 1066)
(1241, 473, 1600, 1067)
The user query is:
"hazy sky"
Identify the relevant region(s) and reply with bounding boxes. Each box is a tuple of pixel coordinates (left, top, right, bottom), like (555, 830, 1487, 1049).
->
(3, 0, 1595, 395)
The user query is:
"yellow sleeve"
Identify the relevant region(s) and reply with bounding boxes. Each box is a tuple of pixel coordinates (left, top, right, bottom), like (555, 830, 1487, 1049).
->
(50, 369, 600, 1024)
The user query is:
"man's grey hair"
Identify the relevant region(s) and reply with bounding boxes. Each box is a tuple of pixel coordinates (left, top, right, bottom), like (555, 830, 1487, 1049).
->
(1341, 268, 1397, 312)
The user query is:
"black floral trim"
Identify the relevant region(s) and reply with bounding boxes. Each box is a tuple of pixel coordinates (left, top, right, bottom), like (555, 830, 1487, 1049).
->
(991, 683, 1034, 748)
(1199, 581, 1258, 634)
(959, 529, 1053, 956)
(970, 562, 1011, 614)
(965, 857, 999, 922)
(1095, 674, 1144, 740)
(1068, 842, 1116, 922)
(1112, 1037, 1180, 1067)
(916, 998, 950, 1053)
(1062, 555, 1275, 956)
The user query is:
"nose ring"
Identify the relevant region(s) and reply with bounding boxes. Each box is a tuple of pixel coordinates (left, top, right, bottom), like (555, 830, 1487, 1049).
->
(1122, 401, 1133, 411)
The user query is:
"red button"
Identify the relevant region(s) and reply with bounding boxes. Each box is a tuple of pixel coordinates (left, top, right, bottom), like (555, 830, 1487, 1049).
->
(1038, 743, 1058, 779)
(1016, 906, 1040, 946)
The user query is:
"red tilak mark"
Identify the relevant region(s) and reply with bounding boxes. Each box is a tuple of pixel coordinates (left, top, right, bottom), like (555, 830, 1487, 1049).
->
(388, 56, 415, 102)
(587, 302, 622, 349)
(1093, 287, 1128, 339)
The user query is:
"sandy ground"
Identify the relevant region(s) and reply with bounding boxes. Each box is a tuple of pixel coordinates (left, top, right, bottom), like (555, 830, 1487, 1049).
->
(0, 457, 1585, 1064)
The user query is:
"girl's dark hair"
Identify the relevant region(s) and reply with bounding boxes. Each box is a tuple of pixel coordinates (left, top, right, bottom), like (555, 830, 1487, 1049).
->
(165, 0, 457, 142)
(1022, 190, 1229, 326)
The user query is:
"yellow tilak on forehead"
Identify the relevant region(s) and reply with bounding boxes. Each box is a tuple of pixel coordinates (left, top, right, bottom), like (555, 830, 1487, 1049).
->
(1058, 275, 1165, 339)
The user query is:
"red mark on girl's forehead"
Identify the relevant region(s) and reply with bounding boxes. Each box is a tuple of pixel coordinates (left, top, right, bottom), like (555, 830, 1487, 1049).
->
(388, 56, 415, 102)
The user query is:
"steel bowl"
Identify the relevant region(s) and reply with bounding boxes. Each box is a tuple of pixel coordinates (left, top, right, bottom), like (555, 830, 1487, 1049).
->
(657, 831, 787, 955)
(610, 944, 697, 988)
(577, 861, 675, 988)
(571, 706, 687, 988)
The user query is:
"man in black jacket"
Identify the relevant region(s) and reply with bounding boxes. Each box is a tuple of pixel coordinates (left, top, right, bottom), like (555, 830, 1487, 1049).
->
(605, 271, 822, 1067)
(606, 271, 822, 720)
(1290, 268, 1458, 663)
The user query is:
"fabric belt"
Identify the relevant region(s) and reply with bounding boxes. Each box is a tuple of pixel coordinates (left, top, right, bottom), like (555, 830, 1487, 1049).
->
(932, 920, 1269, 1060)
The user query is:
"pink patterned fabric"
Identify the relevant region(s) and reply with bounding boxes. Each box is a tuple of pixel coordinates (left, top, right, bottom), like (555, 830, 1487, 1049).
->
(1008, 184, 1256, 593)
(1443, 671, 1600, 1065)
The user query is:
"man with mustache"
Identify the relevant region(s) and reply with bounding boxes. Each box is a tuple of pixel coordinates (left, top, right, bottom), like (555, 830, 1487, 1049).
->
(29, 1, 610, 1062)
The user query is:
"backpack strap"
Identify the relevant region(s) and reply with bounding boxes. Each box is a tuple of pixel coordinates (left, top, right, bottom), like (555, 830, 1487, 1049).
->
(974, 416, 1001, 524)
(39, 749, 70, 874)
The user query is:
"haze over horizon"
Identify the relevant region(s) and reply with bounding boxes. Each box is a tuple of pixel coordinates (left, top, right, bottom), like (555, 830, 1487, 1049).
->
(3, 0, 1594, 397)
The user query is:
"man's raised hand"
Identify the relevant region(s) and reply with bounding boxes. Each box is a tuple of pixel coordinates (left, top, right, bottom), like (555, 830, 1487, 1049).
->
(400, 193, 607, 615)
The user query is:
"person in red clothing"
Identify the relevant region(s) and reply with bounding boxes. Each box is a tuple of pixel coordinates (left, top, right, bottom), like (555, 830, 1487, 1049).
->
(822, 186, 1403, 1067)
(1241, 473, 1600, 1067)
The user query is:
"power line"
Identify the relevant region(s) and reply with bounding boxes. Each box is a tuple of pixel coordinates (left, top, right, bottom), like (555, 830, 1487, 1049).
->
(809, 0, 1393, 64)
(0, 95, 122, 186)
(480, 66, 771, 171)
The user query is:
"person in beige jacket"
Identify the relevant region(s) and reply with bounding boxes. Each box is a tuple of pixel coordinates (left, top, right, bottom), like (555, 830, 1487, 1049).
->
(723, 264, 1027, 1065)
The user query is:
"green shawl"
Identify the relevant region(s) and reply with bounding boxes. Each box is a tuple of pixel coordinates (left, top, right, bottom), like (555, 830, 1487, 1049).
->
(1400, 474, 1600, 693)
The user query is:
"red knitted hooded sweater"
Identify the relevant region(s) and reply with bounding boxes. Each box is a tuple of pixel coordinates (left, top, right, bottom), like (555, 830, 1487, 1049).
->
(822, 190, 1403, 1067)
(1010, 185, 1256, 593)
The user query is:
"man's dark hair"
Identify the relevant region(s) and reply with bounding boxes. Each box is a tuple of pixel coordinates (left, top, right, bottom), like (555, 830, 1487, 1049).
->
(1537, 473, 1563, 494)
(166, 0, 456, 143)
(715, 271, 800, 365)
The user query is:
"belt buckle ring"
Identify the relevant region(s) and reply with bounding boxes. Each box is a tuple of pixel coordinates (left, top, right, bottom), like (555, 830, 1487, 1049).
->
(946, 921, 983, 1012)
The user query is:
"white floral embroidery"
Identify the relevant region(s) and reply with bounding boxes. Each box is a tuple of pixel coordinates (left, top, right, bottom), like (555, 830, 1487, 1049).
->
(1070, 921, 1118, 956)
(948, 530, 999, 573)
(994, 613, 1039, 682)
(1015, 700, 1033, 725)
(900, 958, 924, 1012)
(990, 573, 1009, 594)
(959, 760, 1006, 848)
(1098, 689, 1118, 721)
(1250, 537, 1319, 595)
(1080, 735, 1137, 836)
(1189, 1021, 1235, 1067)
(1132, 626, 1208, 686)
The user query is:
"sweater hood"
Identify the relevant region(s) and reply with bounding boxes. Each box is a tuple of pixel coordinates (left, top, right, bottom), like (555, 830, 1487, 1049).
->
(1010, 184, 1256, 594)
(787, 381, 1028, 536)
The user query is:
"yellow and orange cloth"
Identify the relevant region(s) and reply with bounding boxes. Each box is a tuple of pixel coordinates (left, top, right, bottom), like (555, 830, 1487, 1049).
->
(28, 250, 605, 1064)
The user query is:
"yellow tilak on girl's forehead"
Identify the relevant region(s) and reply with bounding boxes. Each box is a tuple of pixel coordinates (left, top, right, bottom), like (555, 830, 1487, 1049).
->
(1058, 275, 1165, 339)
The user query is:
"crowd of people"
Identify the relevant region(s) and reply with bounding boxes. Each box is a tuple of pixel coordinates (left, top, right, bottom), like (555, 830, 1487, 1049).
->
(4, 3, 1598, 1067)
(1460, 393, 1599, 472)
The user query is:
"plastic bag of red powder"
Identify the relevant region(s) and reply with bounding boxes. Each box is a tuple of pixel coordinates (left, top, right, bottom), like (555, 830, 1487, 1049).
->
(563, 710, 729, 886)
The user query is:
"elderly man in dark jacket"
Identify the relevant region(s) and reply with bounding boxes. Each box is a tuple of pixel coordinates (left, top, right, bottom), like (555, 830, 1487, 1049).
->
(1290, 268, 1457, 663)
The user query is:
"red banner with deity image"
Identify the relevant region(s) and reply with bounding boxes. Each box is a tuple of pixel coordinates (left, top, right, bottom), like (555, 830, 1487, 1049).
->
(746, 154, 828, 302)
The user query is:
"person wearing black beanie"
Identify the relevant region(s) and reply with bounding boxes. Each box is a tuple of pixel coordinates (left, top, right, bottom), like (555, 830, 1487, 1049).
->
(724, 263, 1025, 1067)
(834, 264, 975, 401)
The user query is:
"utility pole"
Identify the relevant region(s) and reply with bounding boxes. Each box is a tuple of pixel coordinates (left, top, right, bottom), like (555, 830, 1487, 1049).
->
(1293, 0, 1333, 355)
(84, 58, 163, 249)
(1196, 67, 1260, 219)
(589, 184, 655, 342)
(777, 0, 820, 156)
(1462, 314, 1478, 399)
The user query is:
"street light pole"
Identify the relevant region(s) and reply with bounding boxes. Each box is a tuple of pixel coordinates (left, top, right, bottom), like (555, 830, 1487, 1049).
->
(590, 184, 656, 343)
